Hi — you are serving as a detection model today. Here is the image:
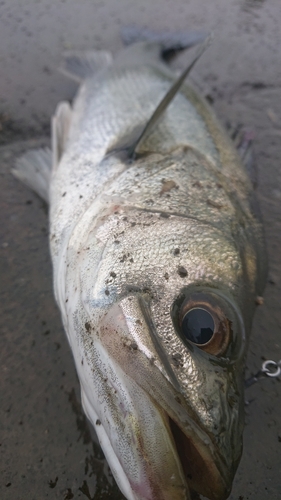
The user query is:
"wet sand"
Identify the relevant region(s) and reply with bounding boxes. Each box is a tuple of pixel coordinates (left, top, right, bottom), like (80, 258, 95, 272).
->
(1, 1, 281, 499)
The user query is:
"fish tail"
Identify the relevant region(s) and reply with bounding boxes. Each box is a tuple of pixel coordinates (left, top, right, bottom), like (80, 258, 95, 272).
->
(12, 147, 52, 203)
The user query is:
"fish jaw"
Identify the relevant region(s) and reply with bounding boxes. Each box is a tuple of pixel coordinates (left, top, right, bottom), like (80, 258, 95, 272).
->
(95, 295, 242, 500)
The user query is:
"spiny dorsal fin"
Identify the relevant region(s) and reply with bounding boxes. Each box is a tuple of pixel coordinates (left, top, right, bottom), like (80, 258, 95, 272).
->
(60, 50, 112, 82)
(122, 25, 207, 55)
(127, 34, 213, 159)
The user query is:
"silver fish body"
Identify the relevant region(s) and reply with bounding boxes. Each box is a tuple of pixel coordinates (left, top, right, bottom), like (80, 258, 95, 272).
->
(15, 40, 267, 500)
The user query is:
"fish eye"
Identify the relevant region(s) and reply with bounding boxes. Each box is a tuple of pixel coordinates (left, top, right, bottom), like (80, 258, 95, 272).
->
(181, 308, 215, 345)
(178, 293, 232, 356)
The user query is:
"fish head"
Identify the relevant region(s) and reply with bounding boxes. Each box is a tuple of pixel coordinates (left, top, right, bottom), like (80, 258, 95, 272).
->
(66, 197, 259, 500)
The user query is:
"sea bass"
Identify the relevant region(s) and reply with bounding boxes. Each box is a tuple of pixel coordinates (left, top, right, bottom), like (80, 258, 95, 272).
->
(13, 34, 267, 500)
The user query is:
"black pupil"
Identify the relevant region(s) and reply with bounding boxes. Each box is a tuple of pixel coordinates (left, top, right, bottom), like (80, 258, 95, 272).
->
(181, 308, 214, 345)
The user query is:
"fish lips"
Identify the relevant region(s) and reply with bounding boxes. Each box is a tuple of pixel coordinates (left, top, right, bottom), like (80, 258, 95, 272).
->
(100, 294, 243, 500)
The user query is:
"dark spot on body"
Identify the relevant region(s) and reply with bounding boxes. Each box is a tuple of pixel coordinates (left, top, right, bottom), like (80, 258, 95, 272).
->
(175, 395, 182, 404)
(62, 192, 66, 197)
(43, 330, 50, 336)
(136, 319, 142, 325)
(131, 342, 138, 350)
(160, 179, 178, 195)
(164, 272, 169, 280)
(177, 266, 188, 278)
(130, 258, 134, 263)
(131, 222, 136, 227)
(96, 419, 101, 426)
(172, 353, 183, 367)
(173, 248, 180, 255)
(5, 483, 11, 487)
(126, 285, 142, 294)
(114, 240, 120, 244)
(26, 199, 32, 205)
(79, 195, 83, 199)
(85, 322, 91, 332)
(120, 254, 129, 262)
(193, 181, 202, 188)
(110, 271, 116, 278)
(160, 212, 170, 218)
(105, 289, 109, 296)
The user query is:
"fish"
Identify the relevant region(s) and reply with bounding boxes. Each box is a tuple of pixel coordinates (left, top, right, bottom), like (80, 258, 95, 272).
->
(13, 31, 267, 500)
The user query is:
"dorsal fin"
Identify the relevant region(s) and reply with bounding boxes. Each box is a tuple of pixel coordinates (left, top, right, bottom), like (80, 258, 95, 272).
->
(127, 34, 212, 159)
(121, 25, 207, 57)
(60, 50, 112, 82)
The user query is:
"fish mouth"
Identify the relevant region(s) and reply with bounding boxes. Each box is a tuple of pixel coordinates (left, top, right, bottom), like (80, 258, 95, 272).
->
(167, 414, 230, 500)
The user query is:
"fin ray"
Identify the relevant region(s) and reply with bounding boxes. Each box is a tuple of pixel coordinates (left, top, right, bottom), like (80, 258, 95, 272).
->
(60, 50, 112, 82)
(122, 25, 207, 54)
(128, 34, 213, 158)
(12, 148, 52, 203)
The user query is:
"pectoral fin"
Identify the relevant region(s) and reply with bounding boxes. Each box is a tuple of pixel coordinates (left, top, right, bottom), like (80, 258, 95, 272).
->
(12, 147, 52, 203)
